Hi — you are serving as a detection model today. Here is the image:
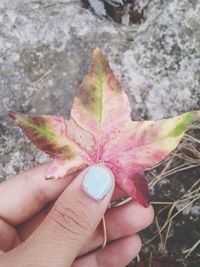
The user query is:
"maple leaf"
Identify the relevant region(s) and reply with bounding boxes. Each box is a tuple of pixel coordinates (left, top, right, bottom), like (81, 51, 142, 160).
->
(8, 48, 200, 207)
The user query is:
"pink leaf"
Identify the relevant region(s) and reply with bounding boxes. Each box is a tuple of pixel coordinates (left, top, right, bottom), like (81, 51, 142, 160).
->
(8, 48, 200, 207)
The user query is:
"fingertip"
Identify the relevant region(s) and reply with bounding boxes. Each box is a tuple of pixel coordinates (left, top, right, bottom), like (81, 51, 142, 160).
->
(140, 204, 154, 229)
(128, 202, 154, 230)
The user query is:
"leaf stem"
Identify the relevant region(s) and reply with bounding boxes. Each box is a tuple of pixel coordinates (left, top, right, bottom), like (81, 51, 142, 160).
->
(102, 215, 107, 248)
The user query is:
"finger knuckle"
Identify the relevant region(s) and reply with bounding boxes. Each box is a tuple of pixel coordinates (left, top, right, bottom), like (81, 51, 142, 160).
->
(50, 201, 90, 237)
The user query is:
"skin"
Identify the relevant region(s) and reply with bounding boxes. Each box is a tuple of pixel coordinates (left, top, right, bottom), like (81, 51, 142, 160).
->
(0, 163, 154, 267)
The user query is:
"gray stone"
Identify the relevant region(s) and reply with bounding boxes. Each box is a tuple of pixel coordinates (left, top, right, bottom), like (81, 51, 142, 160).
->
(0, 0, 200, 180)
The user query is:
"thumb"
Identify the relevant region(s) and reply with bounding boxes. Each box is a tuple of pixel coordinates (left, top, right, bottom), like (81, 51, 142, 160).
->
(24, 165, 114, 266)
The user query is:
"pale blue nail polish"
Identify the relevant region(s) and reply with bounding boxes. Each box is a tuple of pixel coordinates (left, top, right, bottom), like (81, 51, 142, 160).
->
(82, 166, 113, 200)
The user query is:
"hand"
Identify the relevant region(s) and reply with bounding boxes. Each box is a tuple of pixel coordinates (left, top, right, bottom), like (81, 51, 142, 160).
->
(0, 164, 154, 267)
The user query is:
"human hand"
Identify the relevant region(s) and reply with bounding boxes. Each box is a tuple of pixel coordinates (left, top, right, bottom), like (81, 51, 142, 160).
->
(0, 164, 154, 267)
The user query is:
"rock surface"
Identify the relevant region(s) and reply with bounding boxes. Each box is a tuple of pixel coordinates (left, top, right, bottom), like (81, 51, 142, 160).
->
(0, 0, 200, 180)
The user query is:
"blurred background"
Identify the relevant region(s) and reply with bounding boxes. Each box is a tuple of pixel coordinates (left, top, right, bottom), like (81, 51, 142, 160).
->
(0, 1, 200, 266)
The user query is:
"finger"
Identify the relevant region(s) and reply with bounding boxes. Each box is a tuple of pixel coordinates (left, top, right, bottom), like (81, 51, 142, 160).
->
(73, 235, 141, 267)
(19, 165, 115, 267)
(0, 164, 125, 225)
(19, 201, 153, 256)
(18, 202, 53, 240)
(18, 188, 127, 241)
(0, 163, 79, 225)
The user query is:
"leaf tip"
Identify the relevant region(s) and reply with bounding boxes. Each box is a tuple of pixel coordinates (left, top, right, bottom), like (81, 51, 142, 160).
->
(169, 111, 199, 137)
(7, 110, 26, 125)
(92, 47, 107, 66)
(133, 174, 150, 208)
(135, 192, 151, 208)
(7, 110, 18, 120)
(93, 47, 103, 56)
(141, 199, 150, 208)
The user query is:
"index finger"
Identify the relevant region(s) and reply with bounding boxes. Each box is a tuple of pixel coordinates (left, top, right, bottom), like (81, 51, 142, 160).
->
(0, 163, 76, 225)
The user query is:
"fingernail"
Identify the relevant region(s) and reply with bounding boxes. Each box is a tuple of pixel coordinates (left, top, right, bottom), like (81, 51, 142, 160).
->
(82, 166, 113, 200)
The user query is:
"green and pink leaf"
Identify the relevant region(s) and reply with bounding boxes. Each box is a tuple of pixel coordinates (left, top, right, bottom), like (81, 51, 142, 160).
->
(8, 48, 200, 208)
